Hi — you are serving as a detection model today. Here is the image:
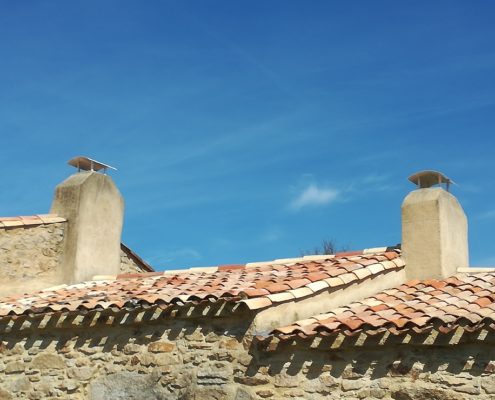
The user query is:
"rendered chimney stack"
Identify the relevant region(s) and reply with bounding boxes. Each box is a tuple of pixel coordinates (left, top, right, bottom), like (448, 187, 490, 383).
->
(402, 170, 468, 280)
(50, 157, 124, 284)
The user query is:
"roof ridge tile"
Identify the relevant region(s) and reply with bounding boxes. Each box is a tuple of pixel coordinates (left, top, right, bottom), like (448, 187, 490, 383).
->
(0, 214, 67, 229)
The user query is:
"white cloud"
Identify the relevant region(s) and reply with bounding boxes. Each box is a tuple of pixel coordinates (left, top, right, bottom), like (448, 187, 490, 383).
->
(290, 184, 340, 211)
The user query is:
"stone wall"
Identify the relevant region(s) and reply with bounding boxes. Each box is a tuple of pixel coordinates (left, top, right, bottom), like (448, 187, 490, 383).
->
(0, 223, 151, 296)
(120, 247, 149, 274)
(0, 311, 494, 399)
(253, 339, 495, 400)
(0, 223, 65, 296)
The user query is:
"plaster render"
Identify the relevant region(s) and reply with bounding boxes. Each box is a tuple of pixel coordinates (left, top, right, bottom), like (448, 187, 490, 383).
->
(402, 188, 469, 280)
(50, 172, 124, 284)
(252, 268, 407, 333)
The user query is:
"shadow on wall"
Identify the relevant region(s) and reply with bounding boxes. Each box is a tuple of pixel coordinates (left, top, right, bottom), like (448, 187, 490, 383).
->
(247, 331, 495, 379)
(0, 311, 495, 399)
(0, 309, 253, 399)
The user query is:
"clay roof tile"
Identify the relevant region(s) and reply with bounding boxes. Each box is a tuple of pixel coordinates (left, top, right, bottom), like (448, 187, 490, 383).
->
(273, 270, 495, 340)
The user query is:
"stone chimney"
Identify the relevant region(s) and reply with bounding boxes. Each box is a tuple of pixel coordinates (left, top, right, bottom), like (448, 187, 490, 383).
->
(402, 170, 468, 280)
(50, 157, 124, 284)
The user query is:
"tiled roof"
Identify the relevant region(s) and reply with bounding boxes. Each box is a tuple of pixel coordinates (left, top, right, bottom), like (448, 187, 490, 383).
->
(0, 214, 66, 228)
(272, 272, 495, 339)
(0, 248, 403, 318)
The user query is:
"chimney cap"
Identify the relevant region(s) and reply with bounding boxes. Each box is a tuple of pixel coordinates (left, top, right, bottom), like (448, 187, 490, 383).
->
(68, 156, 117, 174)
(408, 170, 453, 191)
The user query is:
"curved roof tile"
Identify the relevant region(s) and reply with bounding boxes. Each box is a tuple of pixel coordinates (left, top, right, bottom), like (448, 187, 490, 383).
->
(271, 271, 495, 339)
(0, 248, 402, 317)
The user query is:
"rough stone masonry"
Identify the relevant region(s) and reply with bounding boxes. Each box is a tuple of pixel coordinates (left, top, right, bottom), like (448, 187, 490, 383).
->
(0, 308, 494, 400)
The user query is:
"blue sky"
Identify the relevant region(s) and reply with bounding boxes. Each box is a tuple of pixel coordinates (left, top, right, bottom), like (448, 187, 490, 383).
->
(1, 1, 494, 269)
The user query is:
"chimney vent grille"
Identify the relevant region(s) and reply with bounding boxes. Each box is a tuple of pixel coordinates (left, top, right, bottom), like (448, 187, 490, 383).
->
(68, 156, 117, 174)
(408, 170, 453, 191)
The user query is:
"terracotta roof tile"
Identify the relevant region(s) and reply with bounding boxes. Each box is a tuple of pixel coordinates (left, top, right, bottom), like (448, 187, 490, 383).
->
(266, 292, 295, 303)
(217, 264, 245, 271)
(0, 248, 402, 318)
(324, 277, 346, 287)
(339, 272, 358, 284)
(0, 214, 66, 228)
(306, 280, 329, 292)
(272, 271, 495, 339)
(353, 268, 373, 280)
(286, 278, 311, 289)
(289, 287, 314, 299)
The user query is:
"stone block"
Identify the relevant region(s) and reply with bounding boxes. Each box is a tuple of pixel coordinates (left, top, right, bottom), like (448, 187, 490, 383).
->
(196, 362, 232, 385)
(7, 376, 31, 393)
(188, 342, 213, 350)
(256, 389, 274, 398)
(319, 374, 338, 388)
(79, 346, 98, 355)
(453, 384, 480, 395)
(391, 387, 465, 400)
(147, 341, 174, 353)
(31, 354, 66, 370)
(234, 374, 270, 385)
(209, 350, 234, 362)
(89, 371, 165, 400)
(220, 338, 241, 350)
(123, 343, 142, 355)
(155, 353, 180, 366)
(5, 361, 25, 374)
(68, 366, 93, 381)
(138, 353, 156, 367)
(273, 372, 300, 388)
(234, 387, 256, 400)
(237, 353, 253, 367)
(57, 378, 78, 391)
(185, 331, 205, 341)
(342, 379, 363, 391)
(482, 379, 495, 394)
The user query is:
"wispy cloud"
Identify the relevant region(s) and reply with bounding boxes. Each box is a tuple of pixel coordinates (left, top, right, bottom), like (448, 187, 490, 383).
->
(288, 173, 396, 212)
(290, 184, 340, 211)
(360, 174, 396, 193)
(146, 247, 202, 268)
(259, 228, 283, 243)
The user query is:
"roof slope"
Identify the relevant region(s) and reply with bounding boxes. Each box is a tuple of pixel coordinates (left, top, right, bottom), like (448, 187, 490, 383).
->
(0, 248, 403, 317)
(273, 272, 495, 339)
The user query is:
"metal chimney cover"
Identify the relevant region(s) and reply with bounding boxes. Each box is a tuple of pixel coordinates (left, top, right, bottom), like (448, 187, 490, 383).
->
(68, 156, 117, 173)
(408, 170, 454, 191)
